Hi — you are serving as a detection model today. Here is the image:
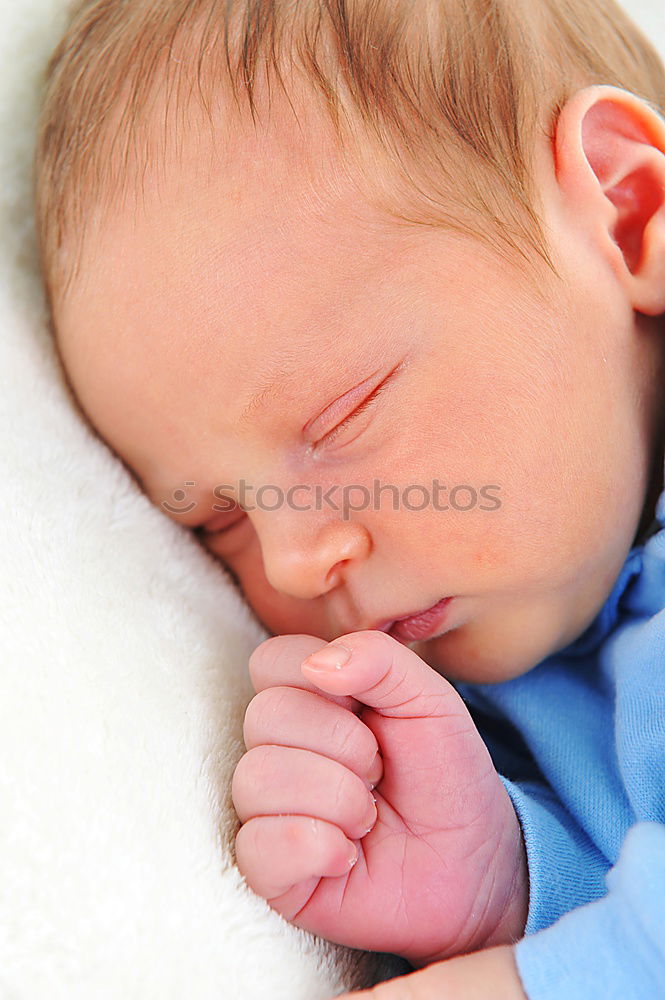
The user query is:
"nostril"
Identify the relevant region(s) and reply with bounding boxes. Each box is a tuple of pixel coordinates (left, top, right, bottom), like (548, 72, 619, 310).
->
(325, 561, 348, 590)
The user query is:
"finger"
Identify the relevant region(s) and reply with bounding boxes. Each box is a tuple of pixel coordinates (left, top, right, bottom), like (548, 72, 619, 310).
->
(248, 634, 362, 711)
(243, 685, 383, 789)
(235, 814, 358, 900)
(301, 631, 501, 854)
(300, 629, 465, 720)
(232, 744, 377, 842)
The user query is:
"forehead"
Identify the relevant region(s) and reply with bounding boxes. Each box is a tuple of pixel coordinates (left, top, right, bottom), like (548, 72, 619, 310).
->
(52, 87, 447, 483)
(56, 61, 426, 341)
(58, 121, 423, 346)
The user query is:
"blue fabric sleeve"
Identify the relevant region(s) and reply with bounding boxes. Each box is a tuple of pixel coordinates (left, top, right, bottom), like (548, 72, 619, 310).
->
(500, 777, 610, 933)
(512, 821, 665, 999)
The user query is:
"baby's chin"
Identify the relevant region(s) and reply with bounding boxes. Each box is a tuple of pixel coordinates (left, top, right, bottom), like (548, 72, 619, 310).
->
(412, 606, 574, 685)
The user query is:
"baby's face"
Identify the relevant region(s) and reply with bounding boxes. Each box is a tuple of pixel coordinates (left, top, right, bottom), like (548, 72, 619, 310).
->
(53, 88, 661, 683)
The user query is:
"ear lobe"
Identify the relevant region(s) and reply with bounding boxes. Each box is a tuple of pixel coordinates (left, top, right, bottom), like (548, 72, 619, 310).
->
(554, 85, 665, 316)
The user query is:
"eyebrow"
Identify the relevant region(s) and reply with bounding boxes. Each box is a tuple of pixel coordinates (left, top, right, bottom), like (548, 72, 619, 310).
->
(237, 341, 334, 428)
(235, 327, 399, 429)
(238, 363, 298, 427)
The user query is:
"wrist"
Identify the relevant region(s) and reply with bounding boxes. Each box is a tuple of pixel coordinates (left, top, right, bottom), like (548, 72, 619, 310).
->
(456, 801, 529, 954)
(409, 814, 529, 968)
(481, 820, 529, 947)
(443, 798, 529, 958)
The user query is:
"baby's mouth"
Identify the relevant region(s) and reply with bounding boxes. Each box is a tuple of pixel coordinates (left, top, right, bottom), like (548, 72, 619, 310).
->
(382, 597, 456, 644)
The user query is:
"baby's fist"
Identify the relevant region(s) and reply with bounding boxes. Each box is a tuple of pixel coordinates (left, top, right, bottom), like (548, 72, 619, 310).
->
(233, 631, 527, 965)
(232, 634, 382, 907)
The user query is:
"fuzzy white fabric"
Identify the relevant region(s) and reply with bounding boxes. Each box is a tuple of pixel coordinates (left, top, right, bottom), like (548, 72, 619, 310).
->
(1, 2, 663, 999)
(0, 3, 405, 997)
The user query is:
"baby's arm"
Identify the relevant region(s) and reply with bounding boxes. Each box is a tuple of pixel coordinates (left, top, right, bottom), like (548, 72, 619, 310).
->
(409, 700, 665, 999)
(336, 943, 528, 999)
(233, 630, 528, 965)
(509, 813, 665, 998)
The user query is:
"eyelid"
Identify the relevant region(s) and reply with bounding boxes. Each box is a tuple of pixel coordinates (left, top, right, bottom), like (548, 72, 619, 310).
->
(304, 363, 402, 446)
(308, 361, 404, 450)
(197, 503, 247, 536)
(315, 381, 386, 448)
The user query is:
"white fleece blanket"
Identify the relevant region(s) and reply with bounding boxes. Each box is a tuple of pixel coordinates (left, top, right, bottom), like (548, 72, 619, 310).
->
(1, 2, 663, 998)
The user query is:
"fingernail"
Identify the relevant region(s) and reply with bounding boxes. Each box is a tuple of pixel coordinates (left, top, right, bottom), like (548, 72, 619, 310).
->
(302, 642, 352, 672)
(347, 843, 359, 868)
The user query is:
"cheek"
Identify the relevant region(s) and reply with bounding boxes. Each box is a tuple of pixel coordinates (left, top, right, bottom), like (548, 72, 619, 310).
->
(210, 539, 278, 627)
(223, 539, 327, 637)
(468, 539, 513, 573)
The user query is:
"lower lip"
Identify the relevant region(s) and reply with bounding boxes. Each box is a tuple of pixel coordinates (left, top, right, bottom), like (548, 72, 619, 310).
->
(387, 597, 456, 644)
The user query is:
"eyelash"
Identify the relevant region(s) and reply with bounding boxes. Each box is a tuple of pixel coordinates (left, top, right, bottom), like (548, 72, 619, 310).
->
(315, 372, 395, 449)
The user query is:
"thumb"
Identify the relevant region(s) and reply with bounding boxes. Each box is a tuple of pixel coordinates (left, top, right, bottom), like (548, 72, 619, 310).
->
(300, 629, 464, 720)
(301, 630, 497, 833)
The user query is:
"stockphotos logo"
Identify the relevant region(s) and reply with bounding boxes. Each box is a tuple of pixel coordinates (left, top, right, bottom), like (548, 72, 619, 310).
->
(161, 479, 502, 521)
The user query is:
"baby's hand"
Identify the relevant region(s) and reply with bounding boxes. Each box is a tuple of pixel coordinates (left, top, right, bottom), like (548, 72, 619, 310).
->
(232, 632, 527, 966)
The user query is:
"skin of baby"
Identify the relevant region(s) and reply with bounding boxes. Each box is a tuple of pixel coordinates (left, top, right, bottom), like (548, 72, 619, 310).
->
(51, 71, 665, 997)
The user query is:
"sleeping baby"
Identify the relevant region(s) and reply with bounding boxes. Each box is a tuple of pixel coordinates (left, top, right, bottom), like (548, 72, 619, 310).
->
(33, 1, 665, 997)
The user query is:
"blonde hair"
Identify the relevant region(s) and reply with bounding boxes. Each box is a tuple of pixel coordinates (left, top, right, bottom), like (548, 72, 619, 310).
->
(34, 0, 665, 315)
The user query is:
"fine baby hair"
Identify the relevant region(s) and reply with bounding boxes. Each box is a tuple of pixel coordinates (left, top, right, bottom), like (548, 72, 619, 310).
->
(34, 0, 665, 318)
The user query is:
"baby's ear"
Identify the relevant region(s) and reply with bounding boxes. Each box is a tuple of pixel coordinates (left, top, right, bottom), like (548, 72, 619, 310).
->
(554, 84, 665, 316)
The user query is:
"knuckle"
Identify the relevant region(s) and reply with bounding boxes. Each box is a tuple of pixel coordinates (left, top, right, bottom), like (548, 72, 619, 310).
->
(236, 817, 272, 875)
(332, 768, 365, 818)
(332, 773, 349, 814)
(248, 635, 323, 691)
(330, 715, 355, 757)
(233, 824, 253, 873)
(232, 747, 279, 813)
(247, 635, 285, 689)
(329, 711, 378, 772)
(230, 749, 251, 797)
(243, 687, 289, 743)
(242, 693, 262, 745)
(230, 760, 245, 808)
(235, 744, 273, 785)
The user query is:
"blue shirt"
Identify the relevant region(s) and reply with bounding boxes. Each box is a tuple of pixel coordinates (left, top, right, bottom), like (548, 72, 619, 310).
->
(454, 473, 665, 998)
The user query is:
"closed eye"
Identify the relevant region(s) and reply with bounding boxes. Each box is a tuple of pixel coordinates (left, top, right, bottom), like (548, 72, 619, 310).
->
(194, 508, 249, 570)
(312, 360, 404, 451)
(195, 504, 247, 537)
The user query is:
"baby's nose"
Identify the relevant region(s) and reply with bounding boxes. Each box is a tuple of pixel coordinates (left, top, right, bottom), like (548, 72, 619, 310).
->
(257, 515, 372, 601)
